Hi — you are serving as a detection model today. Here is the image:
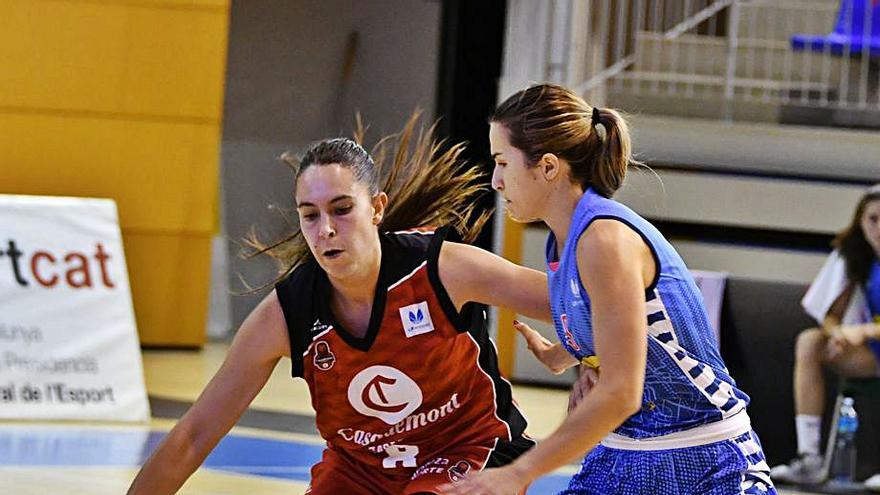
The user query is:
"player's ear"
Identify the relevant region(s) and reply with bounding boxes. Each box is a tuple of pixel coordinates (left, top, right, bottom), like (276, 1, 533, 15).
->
(371, 192, 388, 225)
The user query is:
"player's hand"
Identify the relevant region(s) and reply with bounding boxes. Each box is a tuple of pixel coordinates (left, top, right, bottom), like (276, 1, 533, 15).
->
(836, 325, 873, 346)
(514, 320, 578, 374)
(826, 327, 853, 360)
(438, 464, 529, 495)
(568, 365, 599, 413)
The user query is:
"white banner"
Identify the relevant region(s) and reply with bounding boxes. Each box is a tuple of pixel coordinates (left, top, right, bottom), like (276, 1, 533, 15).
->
(0, 195, 149, 421)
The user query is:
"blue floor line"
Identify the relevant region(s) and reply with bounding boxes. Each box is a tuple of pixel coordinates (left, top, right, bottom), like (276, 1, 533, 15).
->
(0, 426, 571, 493)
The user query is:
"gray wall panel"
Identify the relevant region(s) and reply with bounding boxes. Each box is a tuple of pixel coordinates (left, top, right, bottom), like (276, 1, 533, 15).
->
(617, 168, 869, 234)
(221, 0, 442, 328)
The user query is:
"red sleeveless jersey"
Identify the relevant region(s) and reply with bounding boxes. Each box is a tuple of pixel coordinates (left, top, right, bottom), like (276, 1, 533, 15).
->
(275, 229, 530, 474)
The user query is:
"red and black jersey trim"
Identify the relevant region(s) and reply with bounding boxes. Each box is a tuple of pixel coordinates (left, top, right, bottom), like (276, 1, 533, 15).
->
(276, 230, 526, 439)
(427, 228, 529, 440)
(274, 228, 458, 374)
(462, 302, 531, 443)
(425, 226, 471, 333)
(274, 260, 322, 378)
(274, 228, 532, 447)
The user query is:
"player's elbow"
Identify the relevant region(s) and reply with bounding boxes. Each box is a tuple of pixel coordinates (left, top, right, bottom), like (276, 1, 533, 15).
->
(604, 382, 643, 418)
(620, 392, 643, 418)
(166, 419, 212, 470)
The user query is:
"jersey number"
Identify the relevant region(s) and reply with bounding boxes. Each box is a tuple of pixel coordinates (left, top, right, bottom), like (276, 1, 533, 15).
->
(382, 444, 419, 468)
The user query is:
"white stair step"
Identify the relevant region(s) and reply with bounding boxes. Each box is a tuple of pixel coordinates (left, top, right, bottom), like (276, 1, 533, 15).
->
(611, 71, 834, 102)
(634, 32, 843, 83)
(738, 0, 839, 42)
(606, 90, 782, 123)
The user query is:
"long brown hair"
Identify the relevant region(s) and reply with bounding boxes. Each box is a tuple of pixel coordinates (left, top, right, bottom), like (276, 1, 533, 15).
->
(833, 185, 880, 285)
(491, 83, 638, 198)
(243, 112, 492, 287)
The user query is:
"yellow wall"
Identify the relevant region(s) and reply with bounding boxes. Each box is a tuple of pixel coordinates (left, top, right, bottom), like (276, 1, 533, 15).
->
(0, 0, 230, 346)
(497, 217, 524, 378)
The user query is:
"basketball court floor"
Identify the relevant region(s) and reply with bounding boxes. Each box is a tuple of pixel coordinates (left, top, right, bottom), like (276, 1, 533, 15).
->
(0, 342, 832, 494)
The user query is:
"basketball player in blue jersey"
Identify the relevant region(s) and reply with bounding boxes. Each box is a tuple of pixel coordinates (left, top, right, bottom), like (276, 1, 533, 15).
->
(441, 84, 775, 495)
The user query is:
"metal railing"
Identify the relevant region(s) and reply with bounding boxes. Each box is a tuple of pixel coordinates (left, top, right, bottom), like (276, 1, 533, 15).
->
(560, 0, 880, 120)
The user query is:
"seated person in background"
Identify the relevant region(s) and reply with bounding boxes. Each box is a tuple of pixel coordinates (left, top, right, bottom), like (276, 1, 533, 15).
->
(771, 184, 880, 486)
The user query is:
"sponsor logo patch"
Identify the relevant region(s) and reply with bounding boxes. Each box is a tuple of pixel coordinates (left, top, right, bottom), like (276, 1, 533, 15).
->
(399, 301, 435, 338)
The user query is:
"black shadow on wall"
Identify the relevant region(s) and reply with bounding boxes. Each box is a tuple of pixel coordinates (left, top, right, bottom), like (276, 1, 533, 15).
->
(436, 0, 507, 251)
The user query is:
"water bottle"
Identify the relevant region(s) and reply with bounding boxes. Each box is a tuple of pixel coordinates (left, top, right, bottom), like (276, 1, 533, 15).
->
(829, 396, 859, 483)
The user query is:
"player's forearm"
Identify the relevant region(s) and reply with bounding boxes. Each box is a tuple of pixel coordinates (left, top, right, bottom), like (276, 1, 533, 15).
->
(842, 322, 880, 339)
(861, 322, 880, 339)
(510, 384, 639, 483)
(126, 425, 207, 494)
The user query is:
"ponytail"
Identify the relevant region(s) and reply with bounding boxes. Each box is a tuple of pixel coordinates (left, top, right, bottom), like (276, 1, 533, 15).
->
(492, 84, 639, 197)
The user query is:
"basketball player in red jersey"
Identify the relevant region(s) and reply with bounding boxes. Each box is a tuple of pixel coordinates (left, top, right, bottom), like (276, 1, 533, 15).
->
(126, 116, 576, 495)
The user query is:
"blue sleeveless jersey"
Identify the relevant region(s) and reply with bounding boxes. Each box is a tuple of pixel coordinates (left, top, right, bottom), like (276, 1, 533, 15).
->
(864, 260, 880, 362)
(546, 189, 750, 438)
(867, 259, 880, 317)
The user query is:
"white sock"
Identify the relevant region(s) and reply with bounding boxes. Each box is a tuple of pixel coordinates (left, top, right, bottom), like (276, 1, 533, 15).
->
(796, 414, 822, 456)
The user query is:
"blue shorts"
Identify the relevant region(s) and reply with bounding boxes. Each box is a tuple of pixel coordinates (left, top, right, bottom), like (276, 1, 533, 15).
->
(559, 430, 775, 495)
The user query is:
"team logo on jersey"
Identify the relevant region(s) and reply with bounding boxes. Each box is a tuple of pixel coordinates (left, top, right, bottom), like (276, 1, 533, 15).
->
(399, 301, 435, 338)
(561, 314, 581, 352)
(313, 341, 335, 371)
(447, 460, 471, 483)
(348, 365, 423, 425)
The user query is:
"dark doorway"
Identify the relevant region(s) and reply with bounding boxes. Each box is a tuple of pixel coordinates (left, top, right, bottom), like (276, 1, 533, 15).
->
(436, 0, 507, 250)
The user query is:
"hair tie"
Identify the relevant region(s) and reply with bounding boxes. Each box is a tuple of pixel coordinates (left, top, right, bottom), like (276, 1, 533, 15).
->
(591, 107, 607, 143)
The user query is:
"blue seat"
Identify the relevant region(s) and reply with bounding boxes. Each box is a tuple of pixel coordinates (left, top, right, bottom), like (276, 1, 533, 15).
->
(791, 0, 880, 57)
